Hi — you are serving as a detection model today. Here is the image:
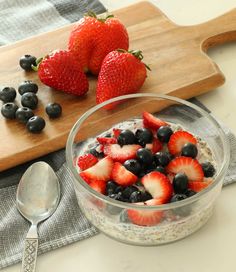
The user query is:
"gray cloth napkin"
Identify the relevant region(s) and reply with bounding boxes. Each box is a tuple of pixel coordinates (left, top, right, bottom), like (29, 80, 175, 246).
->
(0, 0, 105, 269)
(0, 0, 236, 269)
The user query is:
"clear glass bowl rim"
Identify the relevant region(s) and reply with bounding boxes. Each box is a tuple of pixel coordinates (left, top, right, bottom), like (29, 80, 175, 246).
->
(66, 93, 230, 211)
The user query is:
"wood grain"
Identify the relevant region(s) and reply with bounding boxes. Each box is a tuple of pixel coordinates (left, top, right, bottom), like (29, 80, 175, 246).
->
(0, 1, 236, 171)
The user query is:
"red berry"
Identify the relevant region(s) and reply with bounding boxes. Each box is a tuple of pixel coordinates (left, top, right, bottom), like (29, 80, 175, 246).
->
(103, 144, 141, 163)
(127, 199, 164, 226)
(96, 50, 148, 109)
(145, 137, 163, 154)
(68, 14, 129, 75)
(167, 131, 197, 155)
(142, 111, 168, 130)
(80, 156, 114, 183)
(141, 172, 173, 203)
(97, 137, 117, 145)
(111, 162, 138, 186)
(188, 178, 212, 192)
(38, 50, 88, 96)
(77, 154, 98, 170)
(166, 156, 204, 182)
(112, 128, 122, 138)
(89, 180, 106, 194)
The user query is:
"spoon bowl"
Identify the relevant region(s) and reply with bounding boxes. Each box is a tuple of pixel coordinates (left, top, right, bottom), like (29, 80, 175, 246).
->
(17, 161, 60, 224)
(16, 161, 60, 272)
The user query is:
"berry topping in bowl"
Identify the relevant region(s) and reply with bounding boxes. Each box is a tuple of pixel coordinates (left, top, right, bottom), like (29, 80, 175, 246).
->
(67, 94, 228, 246)
(75, 111, 217, 215)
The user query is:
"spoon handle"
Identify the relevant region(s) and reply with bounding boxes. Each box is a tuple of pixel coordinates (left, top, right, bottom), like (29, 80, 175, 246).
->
(21, 224, 38, 272)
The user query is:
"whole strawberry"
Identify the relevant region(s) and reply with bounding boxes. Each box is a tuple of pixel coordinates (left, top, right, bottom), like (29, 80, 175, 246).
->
(35, 50, 88, 96)
(96, 50, 149, 108)
(68, 12, 129, 75)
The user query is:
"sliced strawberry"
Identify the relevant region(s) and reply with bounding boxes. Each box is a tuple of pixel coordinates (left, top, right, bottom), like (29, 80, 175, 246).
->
(143, 111, 168, 130)
(111, 162, 138, 186)
(89, 180, 106, 194)
(166, 156, 204, 182)
(77, 154, 98, 171)
(103, 144, 141, 163)
(97, 137, 117, 145)
(80, 156, 113, 183)
(127, 199, 163, 226)
(167, 131, 197, 155)
(188, 178, 213, 192)
(112, 128, 121, 138)
(145, 137, 163, 154)
(141, 172, 173, 203)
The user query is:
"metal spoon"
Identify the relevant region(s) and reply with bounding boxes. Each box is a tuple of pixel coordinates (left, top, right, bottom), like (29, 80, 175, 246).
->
(16, 161, 60, 272)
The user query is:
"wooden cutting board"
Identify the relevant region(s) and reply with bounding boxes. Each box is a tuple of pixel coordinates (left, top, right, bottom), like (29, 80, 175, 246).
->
(0, 1, 236, 171)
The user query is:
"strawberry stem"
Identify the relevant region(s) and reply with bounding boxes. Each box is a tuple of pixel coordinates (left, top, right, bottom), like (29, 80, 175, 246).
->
(145, 64, 151, 71)
(116, 48, 127, 53)
(85, 10, 114, 22)
(117, 49, 152, 71)
(85, 10, 97, 18)
(129, 50, 144, 60)
(31, 57, 43, 71)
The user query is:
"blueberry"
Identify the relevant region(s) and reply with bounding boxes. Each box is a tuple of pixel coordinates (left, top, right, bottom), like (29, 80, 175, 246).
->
(109, 192, 125, 202)
(117, 129, 136, 146)
(170, 194, 191, 217)
(0, 87, 16, 103)
(16, 107, 34, 123)
(88, 146, 104, 158)
(26, 116, 45, 133)
(106, 181, 123, 196)
(136, 148, 153, 165)
(124, 159, 141, 175)
(143, 161, 157, 174)
(157, 126, 173, 143)
(154, 151, 171, 167)
(181, 143, 198, 158)
(45, 102, 62, 118)
(154, 166, 166, 174)
(130, 191, 143, 203)
(18, 81, 38, 95)
(141, 191, 152, 201)
(135, 128, 153, 147)
(173, 173, 188, 194)
(21, 92, 38, 110)
(145, 168, 156, 174)
(144, 160, 157, 172)
(115, 186, 123, 194)
(106, 181, 120, 195)
(170, 194, 187, 202)
(201, 162, 216, 177)
(138, 171, 146, 178)
(122, 186, 139, 200)
(1, 103, 18, 119)
(185, 189, 197, 197)
(19, 55, 37, 71)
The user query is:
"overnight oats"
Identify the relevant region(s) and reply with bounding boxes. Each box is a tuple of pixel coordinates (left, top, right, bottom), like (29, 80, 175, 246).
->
(66, 94, 229, 245)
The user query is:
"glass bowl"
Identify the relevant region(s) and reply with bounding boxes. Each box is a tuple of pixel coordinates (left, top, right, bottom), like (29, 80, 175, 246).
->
(66, 93, 230, 246)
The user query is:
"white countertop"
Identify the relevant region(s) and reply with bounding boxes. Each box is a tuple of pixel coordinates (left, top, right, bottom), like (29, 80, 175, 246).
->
(3, 0, 236, 271)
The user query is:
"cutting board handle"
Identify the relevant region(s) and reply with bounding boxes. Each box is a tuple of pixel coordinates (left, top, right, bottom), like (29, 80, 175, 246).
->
(196, 8, 236, 51)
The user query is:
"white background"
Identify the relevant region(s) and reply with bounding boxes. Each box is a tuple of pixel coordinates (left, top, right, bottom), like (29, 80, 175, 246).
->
(3, 1, 236, 271)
